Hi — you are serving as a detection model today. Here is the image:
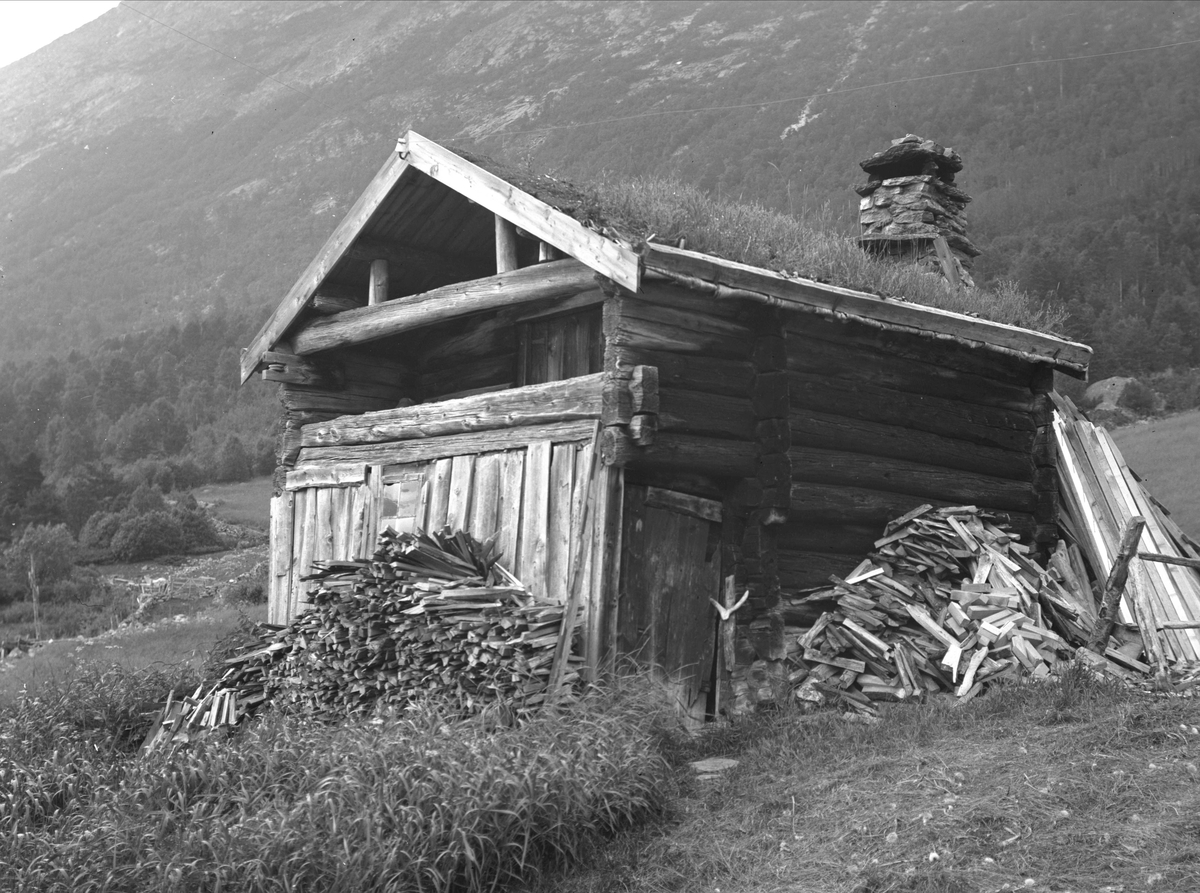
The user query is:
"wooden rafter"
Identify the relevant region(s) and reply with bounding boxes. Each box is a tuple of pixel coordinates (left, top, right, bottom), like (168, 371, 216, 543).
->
(240, 152, 413, 382)
(400, 132, 639, 292)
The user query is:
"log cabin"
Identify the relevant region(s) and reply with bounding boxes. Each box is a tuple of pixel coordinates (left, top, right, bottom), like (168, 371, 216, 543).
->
(240, 131, 1091, 724)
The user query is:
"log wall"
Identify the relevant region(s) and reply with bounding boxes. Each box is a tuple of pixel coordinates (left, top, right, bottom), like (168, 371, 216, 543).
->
(600, 282, 758, 485)
(778, 315, 1046, 590)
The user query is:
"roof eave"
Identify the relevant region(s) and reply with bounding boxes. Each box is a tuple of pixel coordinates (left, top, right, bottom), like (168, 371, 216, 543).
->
(640, 242, 1091, 377)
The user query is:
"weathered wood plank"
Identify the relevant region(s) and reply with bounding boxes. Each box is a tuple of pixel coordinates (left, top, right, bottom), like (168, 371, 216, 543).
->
(785, 327, 1039, 410)
(778, 548, 864, 591)
(469, 454, 501, 543)
(446, 454, 475, 531)
(496, 450, 525, 575)
(641, 242, 1091, 373)
(292, 260, 599, 356)
(402, 131, 640, 291)
(241, 154, 414, 381)
(789, 371, 1036, 453)
(426, 458, 454, 530)
(789, 409, 1034, 481)
(658, 387, 756, 439)
(547, 444, 576, 604)
(606, 301, 754, 360)
(268, 492, 295, 626)
(788, 446, 1036, 513)
(608, 345, 755, 398)
(521, 442, 553, 601)
(284, 463, 368, 491)
(296, 420, 597, 466)
(591, 465, 624, 678)
(644, 487, 723, 523)
(291, 488, 312, 620)
(301, 374, 605, 448)
(602, 429, 758, 478)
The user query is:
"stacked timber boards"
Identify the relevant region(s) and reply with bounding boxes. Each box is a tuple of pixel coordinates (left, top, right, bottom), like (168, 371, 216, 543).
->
(1053, 394, 1200, 664)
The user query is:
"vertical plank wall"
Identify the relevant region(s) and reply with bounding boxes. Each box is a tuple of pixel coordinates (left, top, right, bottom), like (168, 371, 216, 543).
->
(270, 438, 598, 624)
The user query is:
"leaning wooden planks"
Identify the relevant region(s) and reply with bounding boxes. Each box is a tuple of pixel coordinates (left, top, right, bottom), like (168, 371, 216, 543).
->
(1051, 393, 1200, 664)
(143, 528, 578, 754)
(783, 505, 1092, 715)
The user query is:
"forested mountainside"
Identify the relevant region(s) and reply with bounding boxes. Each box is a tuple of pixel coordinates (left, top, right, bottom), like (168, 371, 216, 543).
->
(1, 0, 1199, 542)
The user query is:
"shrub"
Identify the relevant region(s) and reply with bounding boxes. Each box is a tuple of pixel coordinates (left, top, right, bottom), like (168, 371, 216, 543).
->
(127, 482, 166, 514)
(110, 510, 186, 561)
(79, 510, 128, 551)
(172, 503, 225, 552)
(1117, 377, 1159, 415)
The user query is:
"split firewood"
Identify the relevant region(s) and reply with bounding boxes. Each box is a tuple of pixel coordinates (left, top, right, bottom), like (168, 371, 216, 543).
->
(143, 527, 572, 753)
(778, 506, 1098, 711)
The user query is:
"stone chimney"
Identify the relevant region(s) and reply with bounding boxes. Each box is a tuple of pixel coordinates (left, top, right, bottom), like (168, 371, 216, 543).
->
(856, 134, 980, 287)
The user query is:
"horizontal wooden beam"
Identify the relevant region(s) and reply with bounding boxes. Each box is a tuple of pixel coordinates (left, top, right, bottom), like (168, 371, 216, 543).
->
(1140, 552, 1200, 570)
(788, 446, 1037, 513)
(402, 131, 640, 292)
(789, 409, 1034, 481)
(602, 428, 757, 478)
(296, 420, 597, 466)
(240, 154, 413, 382)
(301, 374, 605, 448)
(284, 463, 368, 491)
(640, 242, 1092, 374)
(291, 259, 598, 356)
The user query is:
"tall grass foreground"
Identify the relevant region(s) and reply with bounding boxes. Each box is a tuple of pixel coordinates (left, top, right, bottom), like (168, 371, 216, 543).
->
(0, 666, 674, 893)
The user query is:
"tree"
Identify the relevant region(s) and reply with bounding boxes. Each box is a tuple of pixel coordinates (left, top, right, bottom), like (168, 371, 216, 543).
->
(214, 435, 252, 483)
(4, 524, 75, 640)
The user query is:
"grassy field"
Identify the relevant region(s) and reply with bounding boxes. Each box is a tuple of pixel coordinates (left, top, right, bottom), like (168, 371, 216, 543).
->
(1111, 409, 1200, 540)
(191, 475, 274, 530)
(0, 602, 264, 705)
(531, 672, 1200, 893)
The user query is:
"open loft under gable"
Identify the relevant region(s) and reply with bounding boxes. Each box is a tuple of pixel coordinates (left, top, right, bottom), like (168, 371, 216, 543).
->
(240, 130, 642, 383)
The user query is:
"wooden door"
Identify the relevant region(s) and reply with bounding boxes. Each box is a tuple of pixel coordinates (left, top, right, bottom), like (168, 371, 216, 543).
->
(618, 485, 721, 726)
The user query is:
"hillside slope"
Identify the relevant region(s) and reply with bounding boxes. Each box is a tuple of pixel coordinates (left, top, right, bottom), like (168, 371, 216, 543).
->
(1, 0, 1199, 370)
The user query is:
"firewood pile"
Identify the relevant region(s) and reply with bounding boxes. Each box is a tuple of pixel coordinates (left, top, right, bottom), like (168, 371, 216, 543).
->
(857, 133, 980, 282)
(781, 505, 1102, 714)
(142, 528, 577, 752)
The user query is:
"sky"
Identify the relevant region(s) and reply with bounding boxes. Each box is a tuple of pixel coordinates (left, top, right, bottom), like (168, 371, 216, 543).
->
(0, 0, 120, 69)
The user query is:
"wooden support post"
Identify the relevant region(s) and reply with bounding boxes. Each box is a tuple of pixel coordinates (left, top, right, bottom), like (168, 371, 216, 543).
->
(932, 236, 961, 289)
(1087, 516, 1146, 654)
(496, 216, 520, 273)
(368, 258, 389, 305)
(539, 241, 560, 262)
(548, 423, 602, 700)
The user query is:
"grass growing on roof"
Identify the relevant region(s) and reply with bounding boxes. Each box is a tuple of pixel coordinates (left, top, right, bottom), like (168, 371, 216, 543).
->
(599, 176, 1069, 337)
